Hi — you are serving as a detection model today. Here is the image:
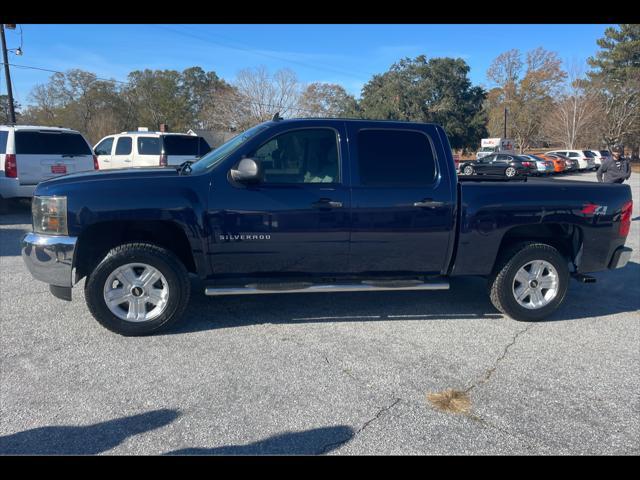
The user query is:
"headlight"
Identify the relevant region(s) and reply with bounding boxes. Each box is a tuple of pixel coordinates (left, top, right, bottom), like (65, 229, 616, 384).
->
(32, 196, 68, 235)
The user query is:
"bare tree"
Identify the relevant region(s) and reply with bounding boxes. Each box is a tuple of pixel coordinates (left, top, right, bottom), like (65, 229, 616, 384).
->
(486, 48, 566, 152)
(234, 67, 302, 123)
(544, 61, 601, 149)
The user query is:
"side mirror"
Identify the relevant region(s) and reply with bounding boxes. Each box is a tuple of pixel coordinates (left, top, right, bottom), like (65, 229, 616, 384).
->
(230, 158, 262, 184)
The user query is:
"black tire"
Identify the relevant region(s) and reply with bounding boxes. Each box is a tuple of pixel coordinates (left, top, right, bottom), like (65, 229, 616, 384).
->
(85, 242, 191, 336)
(488, 242, 569, 321)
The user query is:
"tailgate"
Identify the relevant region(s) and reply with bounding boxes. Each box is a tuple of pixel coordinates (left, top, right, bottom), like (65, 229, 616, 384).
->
(18, 155, 94, 185)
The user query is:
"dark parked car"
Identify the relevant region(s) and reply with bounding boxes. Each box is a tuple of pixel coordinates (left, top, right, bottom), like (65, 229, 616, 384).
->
(458, 154, 538, 177)
(22, 119, 634, 335)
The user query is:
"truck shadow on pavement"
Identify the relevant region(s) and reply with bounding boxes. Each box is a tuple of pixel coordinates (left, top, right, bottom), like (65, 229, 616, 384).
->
(164, 426, 354, 455)
(168, 264, 640, 335)
(0, 409, 179, 455)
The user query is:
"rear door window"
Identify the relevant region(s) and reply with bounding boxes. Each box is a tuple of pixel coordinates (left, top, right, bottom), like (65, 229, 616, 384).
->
(137, 137, 161, 155)
(357, 129, 436, 186)
(583, 150, 595, 157)
(163, 135, 211, 157)
(115, 137, 132, 155)
(15, 131, 91, 155)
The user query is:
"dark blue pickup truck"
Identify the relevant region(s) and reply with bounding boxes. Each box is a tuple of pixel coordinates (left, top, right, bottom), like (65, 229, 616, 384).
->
(21, 119, 634, 335)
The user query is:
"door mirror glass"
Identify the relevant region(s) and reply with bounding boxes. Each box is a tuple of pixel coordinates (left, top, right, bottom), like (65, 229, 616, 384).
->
(230, 157, 262, 183)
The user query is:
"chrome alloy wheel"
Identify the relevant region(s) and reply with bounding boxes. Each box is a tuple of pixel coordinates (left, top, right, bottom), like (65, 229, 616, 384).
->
(505, 166, 517, 177)
(103, 263, 169, 322)
(512, 260, 559, 310)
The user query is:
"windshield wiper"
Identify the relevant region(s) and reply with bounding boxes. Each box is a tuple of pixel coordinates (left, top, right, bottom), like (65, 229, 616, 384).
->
(177, 160, 194, 175)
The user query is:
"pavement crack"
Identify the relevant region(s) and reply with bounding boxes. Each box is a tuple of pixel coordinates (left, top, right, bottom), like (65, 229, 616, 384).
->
(465, 324, 535, 393)
(318, 397, 401, 455)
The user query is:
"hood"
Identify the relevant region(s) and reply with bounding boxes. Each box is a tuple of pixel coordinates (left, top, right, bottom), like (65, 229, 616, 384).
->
(37, 167, 180, 188)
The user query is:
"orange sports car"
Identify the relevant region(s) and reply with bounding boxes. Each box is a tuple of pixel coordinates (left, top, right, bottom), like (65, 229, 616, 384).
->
(538, 153, 566, 173)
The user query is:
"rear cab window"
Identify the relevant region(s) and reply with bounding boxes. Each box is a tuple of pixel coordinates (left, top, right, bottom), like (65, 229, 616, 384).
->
(356, 129, 436, 186)
(15, 130, 91, 155)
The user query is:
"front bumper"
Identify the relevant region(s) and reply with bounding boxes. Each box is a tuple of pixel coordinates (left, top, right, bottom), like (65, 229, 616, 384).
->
(609, 246, 632, 270)
(21, 232, 77, 287)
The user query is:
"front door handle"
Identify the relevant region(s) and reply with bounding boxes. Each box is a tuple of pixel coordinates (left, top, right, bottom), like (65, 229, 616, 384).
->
(312, 199, 343, 209)
(413, 199, 445, 209)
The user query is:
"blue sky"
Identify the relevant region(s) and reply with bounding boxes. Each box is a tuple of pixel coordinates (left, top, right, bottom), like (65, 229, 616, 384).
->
(2, 24, 612, 106)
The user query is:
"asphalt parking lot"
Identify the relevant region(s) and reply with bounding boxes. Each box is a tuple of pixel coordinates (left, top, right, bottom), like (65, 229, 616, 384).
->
(1, 170, 638, 455)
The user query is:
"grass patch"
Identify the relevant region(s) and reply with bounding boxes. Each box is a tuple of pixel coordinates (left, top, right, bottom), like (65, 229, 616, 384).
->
(427, 389, 472, 414)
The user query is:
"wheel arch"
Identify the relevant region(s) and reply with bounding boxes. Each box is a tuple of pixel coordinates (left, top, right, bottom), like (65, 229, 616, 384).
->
(493, 223, 584, 275)
(74, 220, 200, 282)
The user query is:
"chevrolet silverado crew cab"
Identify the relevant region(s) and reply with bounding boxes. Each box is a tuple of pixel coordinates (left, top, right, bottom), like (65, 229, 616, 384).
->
(21, 119, 634, 336)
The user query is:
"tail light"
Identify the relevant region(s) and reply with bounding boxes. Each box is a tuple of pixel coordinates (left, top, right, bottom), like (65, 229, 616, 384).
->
(619, 200, 633, 237)
(159, 154, 168, 166)
(4, 154, 17, 178)
(93, 155, 100, 170)
(522, 161, 534, 168)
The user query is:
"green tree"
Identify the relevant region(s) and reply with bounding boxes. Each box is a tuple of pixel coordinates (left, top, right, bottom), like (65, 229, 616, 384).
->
(299, 83, 358, 118)
(357, 56, 487, 149)
(124, 69, 192, 132)
(0, 95, 20, 123)
(586, 24, 640, 152)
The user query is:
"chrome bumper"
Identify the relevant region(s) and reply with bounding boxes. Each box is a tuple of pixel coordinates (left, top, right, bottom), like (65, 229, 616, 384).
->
(21, 232, 77, 287)
(609, 246, 632, 270)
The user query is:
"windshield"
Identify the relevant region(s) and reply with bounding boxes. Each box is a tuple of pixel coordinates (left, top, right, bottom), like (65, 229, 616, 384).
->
(189, 124, 270, 174)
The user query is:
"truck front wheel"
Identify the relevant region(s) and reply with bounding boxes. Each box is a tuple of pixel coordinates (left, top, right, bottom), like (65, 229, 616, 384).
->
(85, 243, 191, 336)
(489, 242, 569, 321)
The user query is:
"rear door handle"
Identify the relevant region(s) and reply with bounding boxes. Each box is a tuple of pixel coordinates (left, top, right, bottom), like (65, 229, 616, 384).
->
(413, 199, 445, 209)
(312, 199, 343, 209)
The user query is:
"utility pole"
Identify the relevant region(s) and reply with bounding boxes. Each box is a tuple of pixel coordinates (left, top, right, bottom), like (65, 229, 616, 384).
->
(1, 24, 16, 124)
(503, 107, 507, 138)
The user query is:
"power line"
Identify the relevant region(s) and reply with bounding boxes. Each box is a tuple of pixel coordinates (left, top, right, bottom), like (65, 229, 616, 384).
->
(2, 62, 130, 84)
(154, 25, 373, 82)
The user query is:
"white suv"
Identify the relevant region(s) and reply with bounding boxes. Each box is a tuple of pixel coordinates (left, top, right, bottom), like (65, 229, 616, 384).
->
(589, 149, 612, 167)
(93, 131, 211, 169)
(1, 125, 97, 200)
(546, 150, 596, 171)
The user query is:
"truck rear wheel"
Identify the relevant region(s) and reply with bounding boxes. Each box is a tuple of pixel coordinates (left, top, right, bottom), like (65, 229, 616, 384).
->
(85, 243, 191, 336)
(489, 242, 569, 321)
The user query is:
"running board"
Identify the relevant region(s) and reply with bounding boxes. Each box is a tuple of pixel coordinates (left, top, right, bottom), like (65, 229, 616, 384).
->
(204, 279, 450, 296)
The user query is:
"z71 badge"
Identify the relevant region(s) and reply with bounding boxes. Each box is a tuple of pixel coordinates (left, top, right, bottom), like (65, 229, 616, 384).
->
(581, 203, 608, 215)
